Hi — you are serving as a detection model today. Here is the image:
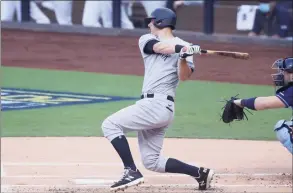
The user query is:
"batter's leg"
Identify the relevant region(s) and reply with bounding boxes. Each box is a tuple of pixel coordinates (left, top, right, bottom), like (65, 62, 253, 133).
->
(138, 128, 168, 173)
(138, 128, 214, 190)
(102, 98, 175, 191)
(102, 107, 143, 191)
(102, 104, 140, 171)
(102, 103, 169, 191)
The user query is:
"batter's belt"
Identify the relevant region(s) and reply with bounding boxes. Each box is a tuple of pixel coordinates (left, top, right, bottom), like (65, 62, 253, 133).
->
(140, 93, 175, 102)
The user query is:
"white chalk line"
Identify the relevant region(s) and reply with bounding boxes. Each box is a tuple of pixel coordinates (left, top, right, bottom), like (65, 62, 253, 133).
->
(1, 164, 5, 177)
(2, 162, 125, 166)
(2, 173, 292, 179)
(3, 162, 203, 166)
(1, 184, 292, 188)
(71, 178, 293, 187)
(73, 179, 114, 185)
(3, 162, 291, 176)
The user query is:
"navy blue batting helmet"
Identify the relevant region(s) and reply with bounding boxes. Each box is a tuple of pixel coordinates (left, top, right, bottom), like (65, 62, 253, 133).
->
(144, 8, 177, 30)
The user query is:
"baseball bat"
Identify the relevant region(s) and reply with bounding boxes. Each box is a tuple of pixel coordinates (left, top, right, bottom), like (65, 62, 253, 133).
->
(200, 49, 250, 60)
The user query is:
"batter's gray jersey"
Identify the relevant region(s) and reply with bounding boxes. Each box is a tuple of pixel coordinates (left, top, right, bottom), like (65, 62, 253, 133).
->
(102, 33, 196, 173)
(138, 33, 195, 97)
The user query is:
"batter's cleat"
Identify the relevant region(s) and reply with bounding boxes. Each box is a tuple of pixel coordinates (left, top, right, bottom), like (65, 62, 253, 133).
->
(195, 167, 215, 190)
(110, 167, 144, 192)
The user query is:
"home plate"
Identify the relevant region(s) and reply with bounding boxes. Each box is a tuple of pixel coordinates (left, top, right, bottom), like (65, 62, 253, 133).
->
(72, 179, 114, 185)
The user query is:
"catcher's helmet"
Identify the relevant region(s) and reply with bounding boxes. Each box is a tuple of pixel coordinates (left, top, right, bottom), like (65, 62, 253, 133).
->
(144, 8, 176, 30)
(271, 57, 293, 87)
(272, 57, 293, 73)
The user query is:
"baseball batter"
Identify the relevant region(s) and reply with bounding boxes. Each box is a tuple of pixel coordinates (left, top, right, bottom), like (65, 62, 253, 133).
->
(233, 57, 293, 154)
(102, 8, 214, 192)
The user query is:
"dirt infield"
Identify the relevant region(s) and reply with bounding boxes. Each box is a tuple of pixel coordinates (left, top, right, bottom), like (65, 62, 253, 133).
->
(1, 29, 293, 193)
(1, 137, 292, 193)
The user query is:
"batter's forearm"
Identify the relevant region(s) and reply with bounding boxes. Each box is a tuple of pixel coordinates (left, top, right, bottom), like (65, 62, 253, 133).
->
(153, 42, 183, 54)
(178, 59, 192, 81)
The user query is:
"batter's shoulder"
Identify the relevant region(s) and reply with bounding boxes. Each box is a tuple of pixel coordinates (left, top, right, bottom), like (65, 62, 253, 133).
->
(138, 33, 158, 45)
(175, 37, 192, 46)
(139, 33, 158, 40)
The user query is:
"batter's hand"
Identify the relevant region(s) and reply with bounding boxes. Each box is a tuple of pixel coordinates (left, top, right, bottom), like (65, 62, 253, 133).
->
(179, 45, 201, 59)
(191, 45, 201, 54)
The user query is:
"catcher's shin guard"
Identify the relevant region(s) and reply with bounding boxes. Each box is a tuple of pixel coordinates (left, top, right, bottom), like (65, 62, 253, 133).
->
(274, 120, 293, 154)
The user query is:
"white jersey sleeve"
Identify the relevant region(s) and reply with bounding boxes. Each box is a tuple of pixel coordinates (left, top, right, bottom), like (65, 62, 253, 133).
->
(138, 34, 159, 58)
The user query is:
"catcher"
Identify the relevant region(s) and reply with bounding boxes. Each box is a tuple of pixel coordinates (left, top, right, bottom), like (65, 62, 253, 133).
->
(221, 57, 293, 154)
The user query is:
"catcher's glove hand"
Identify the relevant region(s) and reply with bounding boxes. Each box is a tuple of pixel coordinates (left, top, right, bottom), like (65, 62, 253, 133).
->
(220, 95, 251, 124)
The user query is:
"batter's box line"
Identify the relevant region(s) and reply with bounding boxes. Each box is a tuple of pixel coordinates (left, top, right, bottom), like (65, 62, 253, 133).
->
(1, 184, 292, 193)
(1, 162, 208, 166)
(1, 184, 292, 188)
(1, 173, 292, 179)
(2, 162, 292, 176)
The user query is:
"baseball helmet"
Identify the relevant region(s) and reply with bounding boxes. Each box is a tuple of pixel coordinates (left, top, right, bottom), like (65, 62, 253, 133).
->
(271, 57, 293, 87)
(144, 8, 177, 30)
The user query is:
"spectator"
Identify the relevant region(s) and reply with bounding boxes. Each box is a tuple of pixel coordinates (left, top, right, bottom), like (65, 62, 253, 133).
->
(248, 1, 292, 39)
(137, 0, 166, 17)
(40, 0, 72, 25)
(1, 0, 50, 24)
(126, 0, 166, 28)
(277, 0, 293, 9)
(82, 0, 134, 29)
(172, 0, 204, 10)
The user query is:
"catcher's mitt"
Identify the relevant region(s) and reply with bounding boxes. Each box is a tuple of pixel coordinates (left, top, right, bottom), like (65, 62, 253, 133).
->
(220, 95, 251, 124)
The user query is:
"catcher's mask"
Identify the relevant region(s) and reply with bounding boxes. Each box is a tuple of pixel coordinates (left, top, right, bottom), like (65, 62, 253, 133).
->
(271, 57, 293, 89)
(144, 8, 176, 30)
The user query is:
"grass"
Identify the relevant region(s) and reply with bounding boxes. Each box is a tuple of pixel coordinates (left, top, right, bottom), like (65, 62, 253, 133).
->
(2, 67, 291, 140)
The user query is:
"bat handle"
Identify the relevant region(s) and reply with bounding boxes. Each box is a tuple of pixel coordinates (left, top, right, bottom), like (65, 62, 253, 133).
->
(200, 49, 207, 54)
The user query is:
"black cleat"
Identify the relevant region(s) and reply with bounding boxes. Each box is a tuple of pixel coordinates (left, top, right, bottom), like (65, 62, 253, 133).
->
(110, 167, 144, 192)
(195, 167, 215, 190)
